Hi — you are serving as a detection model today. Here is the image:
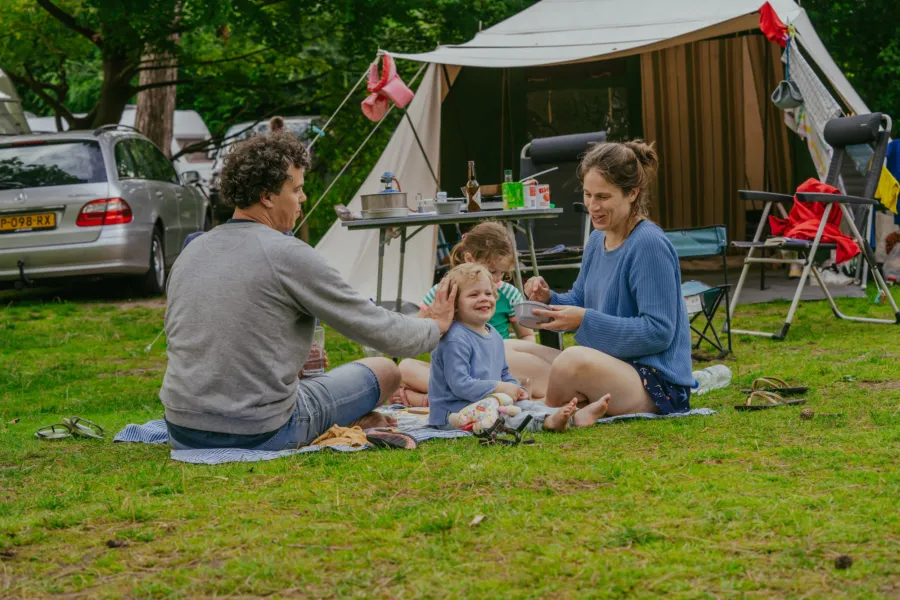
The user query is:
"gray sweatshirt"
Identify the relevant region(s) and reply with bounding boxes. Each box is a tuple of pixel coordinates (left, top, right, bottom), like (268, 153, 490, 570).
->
(160, 222, 440, 434)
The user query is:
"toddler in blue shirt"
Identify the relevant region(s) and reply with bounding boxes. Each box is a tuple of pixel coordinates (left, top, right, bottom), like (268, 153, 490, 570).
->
(428, 263, 608, 432)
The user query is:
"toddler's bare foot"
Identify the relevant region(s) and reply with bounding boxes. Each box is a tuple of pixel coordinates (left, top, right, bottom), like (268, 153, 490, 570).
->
(543, 398, 578, 432)
(572, 394, 610, 428)
(353, 412, 397, 429)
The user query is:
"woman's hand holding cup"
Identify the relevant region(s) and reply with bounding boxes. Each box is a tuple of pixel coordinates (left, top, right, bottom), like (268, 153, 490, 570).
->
(524, 276, 551, 304)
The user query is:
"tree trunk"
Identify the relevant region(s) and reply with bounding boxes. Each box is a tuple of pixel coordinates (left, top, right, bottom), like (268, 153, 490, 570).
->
(134, 51, 178, 157)
(71, 53, 135, 130)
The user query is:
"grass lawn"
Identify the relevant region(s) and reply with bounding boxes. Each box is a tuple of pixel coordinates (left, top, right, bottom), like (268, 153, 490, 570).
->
(1, 285, 899, 599)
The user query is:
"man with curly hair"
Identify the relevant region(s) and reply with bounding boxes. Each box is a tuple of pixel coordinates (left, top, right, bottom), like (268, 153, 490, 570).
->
(160, 132, 456, 450)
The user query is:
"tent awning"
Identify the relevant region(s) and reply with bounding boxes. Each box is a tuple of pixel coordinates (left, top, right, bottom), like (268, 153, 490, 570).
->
(392, 0, 867, 114)
(393, 0, 801, 67)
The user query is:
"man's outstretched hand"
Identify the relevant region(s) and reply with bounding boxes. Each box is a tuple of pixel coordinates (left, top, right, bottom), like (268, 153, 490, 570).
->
(428, 277, 458, 335)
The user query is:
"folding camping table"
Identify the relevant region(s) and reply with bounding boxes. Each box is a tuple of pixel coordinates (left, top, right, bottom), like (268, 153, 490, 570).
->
(341, 208, 564, 308)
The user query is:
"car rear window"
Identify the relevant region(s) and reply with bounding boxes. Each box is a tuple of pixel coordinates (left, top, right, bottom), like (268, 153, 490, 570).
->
(0, 140, 107, 188)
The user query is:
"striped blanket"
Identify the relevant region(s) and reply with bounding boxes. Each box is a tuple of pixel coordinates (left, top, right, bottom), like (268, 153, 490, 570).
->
(114, 405, 716, 465)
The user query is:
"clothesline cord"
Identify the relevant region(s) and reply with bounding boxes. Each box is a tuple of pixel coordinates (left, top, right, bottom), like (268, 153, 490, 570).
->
(294, 62, 428, 234)
(308, 68, 369, 151)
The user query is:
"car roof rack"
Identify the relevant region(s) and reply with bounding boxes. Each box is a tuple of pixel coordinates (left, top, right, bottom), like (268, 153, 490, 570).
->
(93, 124, 141, 136)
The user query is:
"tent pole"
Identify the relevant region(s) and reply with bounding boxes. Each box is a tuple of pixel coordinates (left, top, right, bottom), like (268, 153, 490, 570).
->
(760, 40, 771, 291)
(500, 69, 506, 174)
(402, 110, 440, 192)
(442, 64, 470, 159)
(762, 41, 770, 193)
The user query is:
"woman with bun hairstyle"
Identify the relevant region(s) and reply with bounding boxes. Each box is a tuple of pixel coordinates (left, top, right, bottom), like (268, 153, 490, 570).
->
(524, 140, 694, 422)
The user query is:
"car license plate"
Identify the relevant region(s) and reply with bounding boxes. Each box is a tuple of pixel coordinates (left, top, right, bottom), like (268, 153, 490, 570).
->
(685, 294, 702, 315)
(0, 212, 56, 233)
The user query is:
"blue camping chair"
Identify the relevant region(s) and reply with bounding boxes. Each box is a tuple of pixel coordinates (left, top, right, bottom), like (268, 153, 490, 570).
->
(665, 226, 732, 359)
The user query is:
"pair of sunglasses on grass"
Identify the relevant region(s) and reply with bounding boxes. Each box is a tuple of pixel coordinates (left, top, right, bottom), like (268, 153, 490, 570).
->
(35, 417, 104, 440)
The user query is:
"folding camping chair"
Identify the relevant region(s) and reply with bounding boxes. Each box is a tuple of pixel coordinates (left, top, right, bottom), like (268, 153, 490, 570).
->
(517, 131, 606, 274)
(665, 226, 732, 359)
(729, 112, 900, 340)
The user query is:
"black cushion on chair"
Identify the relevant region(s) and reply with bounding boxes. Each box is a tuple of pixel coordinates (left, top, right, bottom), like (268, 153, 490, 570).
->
(824, 113, 882, 149)
(529, 132, 607, 165)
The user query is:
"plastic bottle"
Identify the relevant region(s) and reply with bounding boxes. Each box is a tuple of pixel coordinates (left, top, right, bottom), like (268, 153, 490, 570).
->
(692, 364, 732, 395)
(501, 169, 514, 210)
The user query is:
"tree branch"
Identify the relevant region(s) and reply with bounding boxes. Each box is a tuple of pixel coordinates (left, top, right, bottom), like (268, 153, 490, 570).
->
(135, 46, 274, 71)
(5, 69, 76, 124)
(35, 0, 103, 47)
(170, 102, 314, 160)
(130, 78, 194, 94)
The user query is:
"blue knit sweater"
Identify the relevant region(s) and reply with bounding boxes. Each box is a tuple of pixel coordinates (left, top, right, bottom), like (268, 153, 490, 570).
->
(550, 221, 694, 387)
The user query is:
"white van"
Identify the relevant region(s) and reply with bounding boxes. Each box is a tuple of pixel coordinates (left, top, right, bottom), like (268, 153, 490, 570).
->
(24, 104, 215, 187)
(0, 69, 31, 135)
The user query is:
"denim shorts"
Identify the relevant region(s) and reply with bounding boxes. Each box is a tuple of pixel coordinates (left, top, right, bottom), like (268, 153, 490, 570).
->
(168, 362, 381, 451)
(628, 362, 691, 415)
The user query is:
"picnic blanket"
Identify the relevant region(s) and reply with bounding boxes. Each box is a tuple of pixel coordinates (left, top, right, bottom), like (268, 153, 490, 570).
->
(114, 405, 716, 465)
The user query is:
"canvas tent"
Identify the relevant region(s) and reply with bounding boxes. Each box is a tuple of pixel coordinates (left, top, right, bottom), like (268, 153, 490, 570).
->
(316, 0, 868, 304)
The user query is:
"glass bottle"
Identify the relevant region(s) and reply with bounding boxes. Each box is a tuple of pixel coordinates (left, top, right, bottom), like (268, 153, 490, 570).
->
(465, 161, 481, 212)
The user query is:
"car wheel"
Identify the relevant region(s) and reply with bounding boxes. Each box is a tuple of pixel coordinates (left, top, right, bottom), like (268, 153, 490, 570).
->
(137, 227, 166, 296)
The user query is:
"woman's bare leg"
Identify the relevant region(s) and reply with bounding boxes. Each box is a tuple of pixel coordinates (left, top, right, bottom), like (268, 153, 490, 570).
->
(396, 359, 430, 406)
(544, 347, 657, 416)
(352, 357, 401, 427)
(398, 359, 429, 391)
(504, 339, 560, 400)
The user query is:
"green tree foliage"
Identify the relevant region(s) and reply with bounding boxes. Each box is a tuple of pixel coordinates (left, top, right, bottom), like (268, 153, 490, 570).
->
(1, 0, 534, 241)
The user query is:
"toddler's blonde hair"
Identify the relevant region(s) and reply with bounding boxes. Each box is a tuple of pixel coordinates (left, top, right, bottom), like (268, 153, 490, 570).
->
(444, 263, 497, 316)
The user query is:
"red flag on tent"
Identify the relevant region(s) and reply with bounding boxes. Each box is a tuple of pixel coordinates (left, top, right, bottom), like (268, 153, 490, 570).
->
(759, 2, 788, 48)
(361, 53, 415, 122)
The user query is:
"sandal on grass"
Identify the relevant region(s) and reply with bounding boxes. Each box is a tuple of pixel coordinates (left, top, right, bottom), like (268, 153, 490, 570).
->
(35, 416, 104, 440)
(734, 391, 807, 411)
(740, 376, 808, 396)
(365, 428, 418, 450)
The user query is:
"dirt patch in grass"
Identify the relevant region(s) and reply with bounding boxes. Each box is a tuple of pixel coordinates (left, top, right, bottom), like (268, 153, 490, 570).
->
(859, 379, 900, 390)
(107, 298, 166, 310)
(524, 477, 615, 494)
(97, 367, 164, 378)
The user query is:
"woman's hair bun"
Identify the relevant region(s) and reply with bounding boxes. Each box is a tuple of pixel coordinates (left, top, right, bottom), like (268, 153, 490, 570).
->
(623, 140, 659, 176)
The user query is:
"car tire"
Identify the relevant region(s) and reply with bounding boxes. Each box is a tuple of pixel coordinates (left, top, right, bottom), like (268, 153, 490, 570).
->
(137, 227, 166, 296)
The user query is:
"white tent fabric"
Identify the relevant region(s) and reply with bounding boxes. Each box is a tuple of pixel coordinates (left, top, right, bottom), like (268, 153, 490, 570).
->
(315, 64, 443, 305)
(316, 0, 869, 303)
(394, 0, 866, 114)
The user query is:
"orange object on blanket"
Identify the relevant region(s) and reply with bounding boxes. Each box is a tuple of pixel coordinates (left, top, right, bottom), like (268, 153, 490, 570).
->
(758, 2, 788, 48)
(361, 53, 415, 122)
(768, 178, 860, 264)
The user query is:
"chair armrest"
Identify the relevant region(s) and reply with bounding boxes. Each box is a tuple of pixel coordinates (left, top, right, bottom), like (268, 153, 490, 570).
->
(738, 190, 794, 204)
(795, 192, 878, 206)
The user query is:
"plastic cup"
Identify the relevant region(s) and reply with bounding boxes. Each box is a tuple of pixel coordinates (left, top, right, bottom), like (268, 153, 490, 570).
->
(302, 327, 326, 376)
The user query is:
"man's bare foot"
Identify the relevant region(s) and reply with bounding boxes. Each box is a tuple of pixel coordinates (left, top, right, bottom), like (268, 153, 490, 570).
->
(352, 412, 397, 429)
(543, 398, 578, 432)
(572, 394, 610, 428)
(391, 387, 429, 408)
(404, 389, 429, 407)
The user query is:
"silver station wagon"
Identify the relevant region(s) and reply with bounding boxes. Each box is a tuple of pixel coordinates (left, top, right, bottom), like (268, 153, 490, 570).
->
(0, 125, 211, 294)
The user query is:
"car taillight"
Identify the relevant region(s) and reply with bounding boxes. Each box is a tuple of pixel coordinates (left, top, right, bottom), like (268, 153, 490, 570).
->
(76, 198, 133, 227)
